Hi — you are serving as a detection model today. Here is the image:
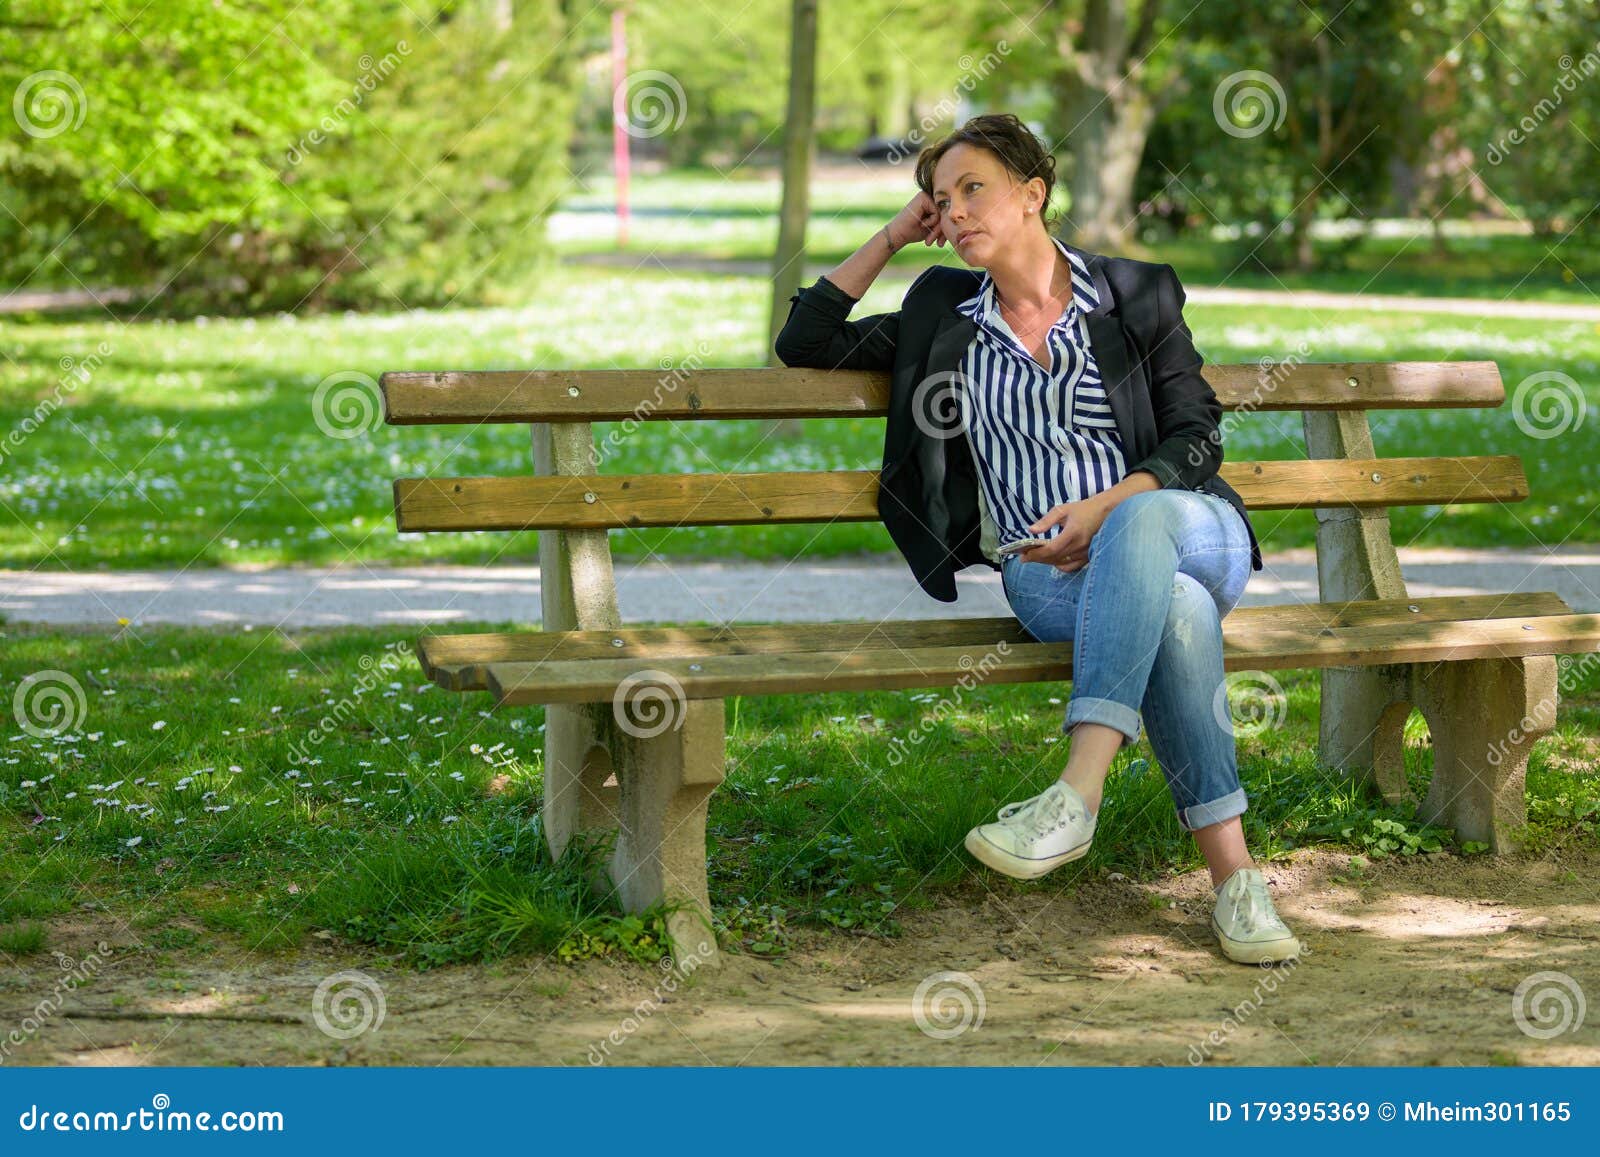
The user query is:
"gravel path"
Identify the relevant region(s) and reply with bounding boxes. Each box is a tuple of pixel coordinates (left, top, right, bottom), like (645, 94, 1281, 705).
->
(2, 546, 1597, 628)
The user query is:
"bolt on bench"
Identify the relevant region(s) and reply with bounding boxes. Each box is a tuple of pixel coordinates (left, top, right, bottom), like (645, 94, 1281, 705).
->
(380, 361, 1600, 965)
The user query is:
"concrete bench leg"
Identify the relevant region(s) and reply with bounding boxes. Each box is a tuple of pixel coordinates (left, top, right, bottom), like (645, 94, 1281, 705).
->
(542, 702, 622, 876)
(1412, 655, 1559, 852)
(607, 697, 725, 969)
(1320, 656, 1559, 851)
(1301, 410, 1560, 853)
(1321, 664, 1415, 804)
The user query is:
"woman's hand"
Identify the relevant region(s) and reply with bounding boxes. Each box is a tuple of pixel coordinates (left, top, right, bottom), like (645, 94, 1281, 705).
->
(1018, 495, 1112, 572)
(1019, 472, 1160, 571)
(886, 191, 943, 250)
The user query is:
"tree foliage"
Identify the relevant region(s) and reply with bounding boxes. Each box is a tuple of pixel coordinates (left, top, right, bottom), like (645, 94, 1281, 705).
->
(1, 0, 582, 310)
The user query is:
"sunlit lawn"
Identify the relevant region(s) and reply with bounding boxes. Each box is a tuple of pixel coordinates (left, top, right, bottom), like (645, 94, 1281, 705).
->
(2, 622, 1596, 967)
(2, 261, 1598, 571)
(552, 169, 1600, 304)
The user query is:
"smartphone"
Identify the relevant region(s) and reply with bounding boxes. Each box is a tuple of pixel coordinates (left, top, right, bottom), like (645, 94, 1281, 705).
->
(997, 536, 1052, 556)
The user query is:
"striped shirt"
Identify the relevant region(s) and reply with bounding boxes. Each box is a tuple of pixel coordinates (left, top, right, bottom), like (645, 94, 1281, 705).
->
(956, 236, 1126, 561)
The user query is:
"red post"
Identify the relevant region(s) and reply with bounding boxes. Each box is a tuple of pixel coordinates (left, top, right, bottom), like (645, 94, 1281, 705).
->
(610, 7, 630, 248)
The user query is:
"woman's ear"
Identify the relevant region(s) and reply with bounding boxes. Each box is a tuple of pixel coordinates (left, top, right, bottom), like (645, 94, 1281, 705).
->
(1026, 177, 1047, 217)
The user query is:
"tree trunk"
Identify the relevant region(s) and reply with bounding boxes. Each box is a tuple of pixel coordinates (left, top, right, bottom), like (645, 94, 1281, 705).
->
(1063, 89, 1154, 252)
(768, 0, 819, 368)
(1054, 0, 1156, 254)
(1293, 187, 1320, 272)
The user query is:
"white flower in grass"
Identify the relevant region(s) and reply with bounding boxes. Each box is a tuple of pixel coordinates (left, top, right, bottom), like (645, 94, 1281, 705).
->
(123, 835, 142, 848)
(151, 720, 166, 730)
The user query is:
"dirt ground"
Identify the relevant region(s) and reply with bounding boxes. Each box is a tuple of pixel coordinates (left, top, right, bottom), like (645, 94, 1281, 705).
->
(5, 846, 1598, 1067)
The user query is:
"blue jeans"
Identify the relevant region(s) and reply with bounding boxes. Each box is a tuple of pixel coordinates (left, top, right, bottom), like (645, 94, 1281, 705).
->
(1000, 489, 1253, 831)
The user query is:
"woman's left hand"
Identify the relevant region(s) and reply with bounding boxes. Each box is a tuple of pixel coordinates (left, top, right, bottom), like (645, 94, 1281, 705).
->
(1019, 496, 1111, 572)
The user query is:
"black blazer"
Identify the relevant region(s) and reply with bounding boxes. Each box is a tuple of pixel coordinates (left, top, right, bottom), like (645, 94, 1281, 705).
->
(773, 240, 1262, 603)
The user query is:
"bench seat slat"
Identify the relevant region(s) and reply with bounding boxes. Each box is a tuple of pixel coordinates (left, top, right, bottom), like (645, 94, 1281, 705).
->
(380, 362, 1505, 424)
(485, 612, 1600, 705)
(394, 455, 1528, 532)
(419, 592, 1574, 692)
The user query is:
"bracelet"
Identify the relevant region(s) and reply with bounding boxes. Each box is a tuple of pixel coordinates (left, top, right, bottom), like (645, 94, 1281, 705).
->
(881, 225, 897, 256)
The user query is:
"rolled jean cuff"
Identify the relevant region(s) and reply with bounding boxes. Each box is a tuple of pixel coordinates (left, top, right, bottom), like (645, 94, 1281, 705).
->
(1177, 786, 1248, 832)
(1063, 696, 1142, 749)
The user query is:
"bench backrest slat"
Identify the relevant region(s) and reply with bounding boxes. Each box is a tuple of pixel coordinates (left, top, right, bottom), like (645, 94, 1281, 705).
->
(380, 361, 1504, 424)
(393, 454, 1527, 533)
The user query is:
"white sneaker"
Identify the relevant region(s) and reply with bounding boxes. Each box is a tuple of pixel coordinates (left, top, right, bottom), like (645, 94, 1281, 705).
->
(964, 779, 1096, 880)
(1211, 866, 1301, 964)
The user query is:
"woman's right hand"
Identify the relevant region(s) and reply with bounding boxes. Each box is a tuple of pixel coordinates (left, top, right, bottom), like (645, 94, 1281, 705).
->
(886, 191, 943, 250)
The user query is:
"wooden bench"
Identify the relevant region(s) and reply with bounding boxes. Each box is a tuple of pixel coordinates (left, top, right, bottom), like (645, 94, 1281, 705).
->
(380, 360, 1600, 965)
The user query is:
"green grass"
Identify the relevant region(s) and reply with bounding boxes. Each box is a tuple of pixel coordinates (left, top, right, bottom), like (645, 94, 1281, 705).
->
(3, 622, 1596, 967)
(2, 260, 1598, 573)
(3, 168, 1598, 573)
(553, 170, 1600, 305)
(0, 922, 47, 956)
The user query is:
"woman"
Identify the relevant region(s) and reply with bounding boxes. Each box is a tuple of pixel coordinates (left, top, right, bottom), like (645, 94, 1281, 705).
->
(773, 113, 1299, 965)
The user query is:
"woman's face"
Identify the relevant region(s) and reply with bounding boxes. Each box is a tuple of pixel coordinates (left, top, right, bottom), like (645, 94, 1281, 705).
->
(929, 142, 1040, 267)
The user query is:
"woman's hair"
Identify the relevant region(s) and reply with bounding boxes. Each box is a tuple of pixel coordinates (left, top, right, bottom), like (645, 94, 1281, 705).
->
(913, 113, 1058, 230)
